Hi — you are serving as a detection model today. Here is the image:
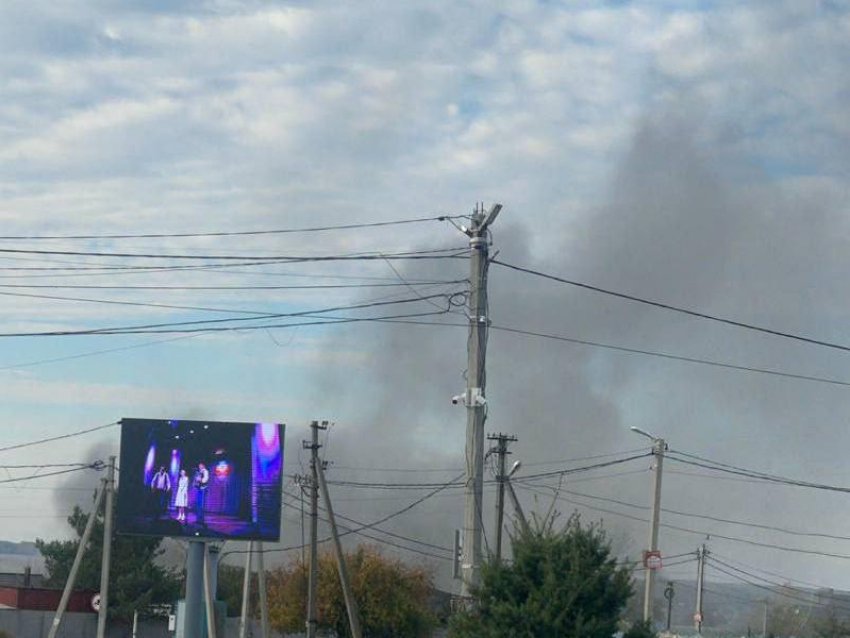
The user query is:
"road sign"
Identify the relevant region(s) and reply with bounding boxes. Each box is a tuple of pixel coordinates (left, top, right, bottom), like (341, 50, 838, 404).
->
(694, 612, 703, 623)
(644, 550, 663, 570)
(91, 594, 101, 613)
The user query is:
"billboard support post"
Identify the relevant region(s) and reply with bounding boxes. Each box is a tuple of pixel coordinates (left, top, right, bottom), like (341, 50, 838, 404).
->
(257, 542, 270, 638)
(203, 543, 218, 638)
(48, 482, 105, 638)
(96, 455, 116, 638)
(185, 541, 205, 638)
(238, 541, 253, 638)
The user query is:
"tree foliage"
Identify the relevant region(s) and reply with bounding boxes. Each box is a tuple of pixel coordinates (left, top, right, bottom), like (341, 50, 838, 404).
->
(449, 514, 636, 638)
(35, 501, 180, 622)
(267, 545, 435, 637)
(217, 564, 259, 617)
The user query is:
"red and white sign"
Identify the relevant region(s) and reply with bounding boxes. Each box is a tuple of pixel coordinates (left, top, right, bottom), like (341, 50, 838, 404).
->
(91, 594, 101, 613)
(644, 550, 663, 570)
(694, 612, 703, 623)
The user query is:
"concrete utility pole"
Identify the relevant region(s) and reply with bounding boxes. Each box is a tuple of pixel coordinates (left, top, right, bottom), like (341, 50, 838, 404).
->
(316, 457, 363, 638)
(630, 427, 665, 625)
(460, 202, 501, 598)
(96, 455, 116, 638)
(48, 483, 105, 638)
(695, 544, 708, 633)
(504, 476, 529, 534)
(488, 433, 517, 562)
(238, 541, 253, 638)
(303, 420, 323, 638)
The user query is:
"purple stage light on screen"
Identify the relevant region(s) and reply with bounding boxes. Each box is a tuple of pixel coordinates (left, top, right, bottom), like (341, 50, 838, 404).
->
(170, 448, 181, 477)
(144, 443, 156, 485)
(254, 423, 281, 478)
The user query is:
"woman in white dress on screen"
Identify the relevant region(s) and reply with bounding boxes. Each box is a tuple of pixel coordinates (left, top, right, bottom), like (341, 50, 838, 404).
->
(175, 469, 189, 523)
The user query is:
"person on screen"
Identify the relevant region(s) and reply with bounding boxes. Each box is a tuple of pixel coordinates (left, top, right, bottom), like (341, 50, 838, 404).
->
(194, 463, 210, 526)
(174, 469, 189, 523)
(150, 466, 171, 520)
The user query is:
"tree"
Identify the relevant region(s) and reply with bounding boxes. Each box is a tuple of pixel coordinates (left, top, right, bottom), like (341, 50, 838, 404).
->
(449, 514, 636, 638)
(36, 501, 180, 622)
(217, 564, 259, 617)
(267, 545, 435, 637)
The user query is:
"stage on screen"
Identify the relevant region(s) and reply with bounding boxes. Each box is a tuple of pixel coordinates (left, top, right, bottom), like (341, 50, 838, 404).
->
(116, 418, 284, 541)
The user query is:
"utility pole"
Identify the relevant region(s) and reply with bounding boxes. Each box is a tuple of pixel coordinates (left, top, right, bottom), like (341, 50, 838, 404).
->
(488, 433, 517, 562)
(695, 544, 707, 633)
(504, 477, 529, 533)
(460, 202, 501, 598)
(48, 482, 105, 638)
(316, 456, 363, 638)
(96, 455, 116, 638)
(630, 428, 665, 625)
(303, 420, 323, 638)
(763, 599, 769, 637)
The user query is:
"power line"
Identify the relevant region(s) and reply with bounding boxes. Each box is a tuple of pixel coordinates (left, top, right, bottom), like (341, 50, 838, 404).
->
(326, 454, 651, 490)
(492, 259, 850, 355)
(518, 480, 850, 542)
(0, 245, 470, 262)
(707, 558, 850, 613)
(332, 316, 850, 390)
(0, 422, 119, 455)
(0, 215, 462, 240)
(224, 471, 465, 558)
(709, 552, 843, 591)
(328, 448, 650, 473)
(487, 324, 850, 389)
(512, 483, 850, 561)
(665, 453, 850, 494)
(0, 464, 101, 485)
(283, 490, 452, 555)
(0, 280, 466, 291)
(0, 293, 459, 337)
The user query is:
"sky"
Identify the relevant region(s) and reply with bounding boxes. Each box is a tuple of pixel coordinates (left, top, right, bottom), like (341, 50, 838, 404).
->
(1, 0, 850, 602)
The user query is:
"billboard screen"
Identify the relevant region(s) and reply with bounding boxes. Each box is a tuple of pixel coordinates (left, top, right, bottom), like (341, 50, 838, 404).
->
(116, 418, 284, 541)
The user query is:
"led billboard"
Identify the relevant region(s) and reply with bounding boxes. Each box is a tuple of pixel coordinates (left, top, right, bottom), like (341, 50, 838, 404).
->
(116, 418, 284, 541)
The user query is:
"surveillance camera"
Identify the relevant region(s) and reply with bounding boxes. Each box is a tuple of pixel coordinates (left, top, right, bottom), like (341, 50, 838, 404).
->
(451, 394, 465, 405)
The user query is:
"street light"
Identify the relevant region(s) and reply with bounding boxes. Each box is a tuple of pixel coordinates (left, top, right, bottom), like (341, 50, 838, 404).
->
(508, 460, 522, 478)
(630, 426, 659, 441)
(630, 426, 667, 627)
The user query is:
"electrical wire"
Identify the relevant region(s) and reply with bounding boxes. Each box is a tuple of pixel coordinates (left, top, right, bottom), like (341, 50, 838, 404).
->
(0, 245, 470, 262)
(283, 490, 452, 555)
(0, 280, 467, 291)
(0, 293, 459, 337)
(665, 454, 850, 494)
(0, 422, 119, 454)
(0, 464, 101, 485)
(224, 471, 465, 558)
(353, 317, 850, 389)
(517, 480, 850, 543)
(492, 259, 850, 355)
(487, 324, 850, 389)
(0, 215, 463, 240)
(512, 483, 850, 561)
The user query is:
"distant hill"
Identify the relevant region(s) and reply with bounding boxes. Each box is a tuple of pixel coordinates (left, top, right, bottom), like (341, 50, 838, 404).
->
(0, 542, 39, 557)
